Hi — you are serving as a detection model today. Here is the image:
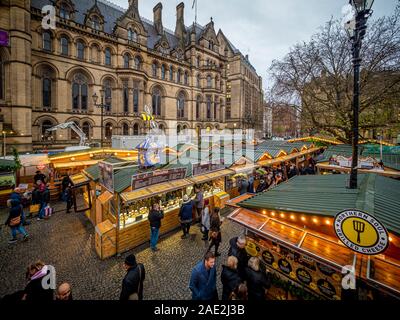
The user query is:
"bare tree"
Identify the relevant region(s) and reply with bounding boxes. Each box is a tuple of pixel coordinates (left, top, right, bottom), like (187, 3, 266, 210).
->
(269, 3, 400, 143)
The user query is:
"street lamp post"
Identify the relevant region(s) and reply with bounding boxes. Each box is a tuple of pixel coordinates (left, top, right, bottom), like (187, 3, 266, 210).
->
(344, 0, 374, 189)
(92, 89, 111, 148)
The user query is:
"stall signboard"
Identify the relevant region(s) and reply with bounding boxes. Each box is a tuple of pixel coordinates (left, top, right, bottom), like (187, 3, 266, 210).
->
(192, 160, 225, 176)
(334, 209, 389, 255)
(245, 231, 342, 300)
(131, 167, 187, 191)
(0, 30, 9, 47)
(98, 161, 115, 193)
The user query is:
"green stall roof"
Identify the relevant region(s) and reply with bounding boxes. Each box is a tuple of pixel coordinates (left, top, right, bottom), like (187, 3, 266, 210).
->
(238, 174, 400, 236)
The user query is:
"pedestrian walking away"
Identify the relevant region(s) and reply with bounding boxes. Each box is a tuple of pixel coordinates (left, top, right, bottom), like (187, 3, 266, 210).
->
(120, 254, 146, 300)
(193, 185, 204, 223)
(179, 195, 193, 239)
(65, 184, 74, 213)
(189, 252, 218, 301)
(5, 199, 29, 244)
(148, 203, 164, 252)
(208, 208, 222, 257)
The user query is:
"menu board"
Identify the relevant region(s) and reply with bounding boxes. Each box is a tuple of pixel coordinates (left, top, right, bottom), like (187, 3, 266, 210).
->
(192, 160, 225, 176)
(245, 231, 342, 300)
(99, 161, 115, 193)
(131, 168, 187, 190)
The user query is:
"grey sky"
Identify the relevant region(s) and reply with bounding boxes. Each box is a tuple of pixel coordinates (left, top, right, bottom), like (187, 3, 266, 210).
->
(109, 0, 398, 90)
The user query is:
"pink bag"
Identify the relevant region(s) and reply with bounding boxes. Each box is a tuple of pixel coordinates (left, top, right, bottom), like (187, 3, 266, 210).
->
(44, 206, 53, 218)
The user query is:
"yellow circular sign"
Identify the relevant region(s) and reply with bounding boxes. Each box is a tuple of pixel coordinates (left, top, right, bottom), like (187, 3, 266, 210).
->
(245, 241, 259, 257)
(334, 210, 389, 255)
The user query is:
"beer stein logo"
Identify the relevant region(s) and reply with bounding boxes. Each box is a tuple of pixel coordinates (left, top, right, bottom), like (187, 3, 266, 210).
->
(353, 220, 365, 243)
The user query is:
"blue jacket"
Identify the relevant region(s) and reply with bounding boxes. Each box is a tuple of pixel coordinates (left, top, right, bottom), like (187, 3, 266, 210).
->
(179, 201, 193, 222)
(189, 261, 217, 301)
(10, 192, 22, 205)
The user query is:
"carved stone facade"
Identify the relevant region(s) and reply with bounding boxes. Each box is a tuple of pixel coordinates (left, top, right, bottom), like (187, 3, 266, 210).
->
(0, 0, 264, 152)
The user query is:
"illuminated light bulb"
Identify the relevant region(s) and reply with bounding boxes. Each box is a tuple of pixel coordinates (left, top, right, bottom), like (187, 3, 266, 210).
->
(325, 220, 331, 225)
(71, 157, 75, 161)
(313, 218, 318, 224)
(389, 237, 393, 242)
(262, 210, 267, 215)
(301, 217, 306, 222)
(280, 213, 285, 219)
(271, 212, 276, 217)
(290, 215, 295, 220)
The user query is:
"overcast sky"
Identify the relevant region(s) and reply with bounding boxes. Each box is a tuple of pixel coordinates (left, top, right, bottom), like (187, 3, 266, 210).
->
(109, 0, 398, 90)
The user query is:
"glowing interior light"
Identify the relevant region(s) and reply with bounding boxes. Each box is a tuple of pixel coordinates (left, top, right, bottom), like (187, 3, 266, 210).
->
(301, 217, 306, 222)
(271, 212, 276, 217)
(325, 220, 331, 225)
(290, 215, 295, 220)
(313, 218, 318, 224)
(280, 213, 285, 218)
(389, 237, 393, 242)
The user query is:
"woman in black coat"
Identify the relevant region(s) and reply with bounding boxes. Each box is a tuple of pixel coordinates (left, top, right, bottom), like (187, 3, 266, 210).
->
(221, 256, 242, 300)
(208, 208, 222, 256)
(245, 257, 271, 301)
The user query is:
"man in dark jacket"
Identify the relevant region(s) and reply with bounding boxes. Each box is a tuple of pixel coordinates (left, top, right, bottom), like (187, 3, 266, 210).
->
(5, 199, 29, 244)
(221, 256, 242, 300)
(189, 252, 218, 301)
(179, 195, 193, 239)
(228, 235, 249, 281)
(120, 254, 145, 300)
(148, 203, 164, 252)
(239, 178, 249, 195)
(33, 171, 46, 185)
(37, 186, 50, 221)
(193, 186, 204, 223)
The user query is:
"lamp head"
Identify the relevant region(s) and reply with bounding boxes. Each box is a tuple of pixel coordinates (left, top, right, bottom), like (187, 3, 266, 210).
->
(92, 92, 98, 105)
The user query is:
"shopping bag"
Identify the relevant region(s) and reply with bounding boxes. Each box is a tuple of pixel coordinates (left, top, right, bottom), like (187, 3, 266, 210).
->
(44, 206, 53, 218)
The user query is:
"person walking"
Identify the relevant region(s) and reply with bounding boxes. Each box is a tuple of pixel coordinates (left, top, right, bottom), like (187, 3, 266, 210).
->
(221, 256, 242, 300)
(208, 208, 222, 257)
(193, 186, 204, 223)
(5, 199, 29, 244)
(228, 235, 249, 281)
(65, 184, 74, 213)
(189, 252, 218, 301)
(245, 257, 271, 301)
(179, 195, 193, 239)
(37, 182, 50, 221)
(201, 199, 211, 241)
(148, 203, 164, 252)
(120, 254, 145, 300)
(10, 188, 30, 226)
(23, 261, 54, 301)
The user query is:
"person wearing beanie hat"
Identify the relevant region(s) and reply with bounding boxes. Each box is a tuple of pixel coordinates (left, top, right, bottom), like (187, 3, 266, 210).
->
(120, 254, 145, 300)
(179, 194, 193, 239)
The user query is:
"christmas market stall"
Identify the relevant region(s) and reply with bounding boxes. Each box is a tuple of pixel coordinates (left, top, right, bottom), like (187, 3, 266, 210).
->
(228, 173, 400, 300)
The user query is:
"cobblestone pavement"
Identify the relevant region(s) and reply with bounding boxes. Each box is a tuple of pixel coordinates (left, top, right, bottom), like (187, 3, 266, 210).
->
(0, 203, 244, 300)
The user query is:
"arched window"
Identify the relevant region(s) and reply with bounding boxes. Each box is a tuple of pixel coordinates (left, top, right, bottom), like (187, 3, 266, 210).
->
(77, 41, 85, 60)
(128, 28, 137, 42)
(152, 88, 162, 116)
(184, 72, 189, 86)
(60, 3, 71, 19)
(104, 79, 112, 112)
(196, 96, 201, 119)
(105, 48, 112, 66)
(105, 123, 113, 139)
(152, 63, 158, 77)
(42, 78, 51, 108)
(43, 31, 52, 51)
(123, 53, 130, 68)
(72, 73, 88, 110)
(91, 44, 100, 63)
(197, 56, 201, 68)
(215, 77, 219, 89)
(161, 65, 166, 80)
(177, 125, 182, 135)
(207, 75, 212, 88)
(134, 56, 141, 70)
(177, 92, 185, 119)
(177, 69, 182, 83)
(169, 66, 174, 81)
(133, 123, 139, 136)
(122, 123, 129, 136)
(197, 74, 201, 88)
(60, 36, 69, 55)
(82, 122, 90, 138)
(206, 96, 212, 119)
(133, 87, 139, 113)
(123, 83, 129, 113)
(209, 41, 214, 51)
(92, 15, 100, 30)
(41, 120, 53, 140)
(214, 100, 217, 121)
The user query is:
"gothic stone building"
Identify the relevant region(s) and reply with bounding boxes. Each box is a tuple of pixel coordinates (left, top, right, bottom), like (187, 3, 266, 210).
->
(0, 0, 264, 152)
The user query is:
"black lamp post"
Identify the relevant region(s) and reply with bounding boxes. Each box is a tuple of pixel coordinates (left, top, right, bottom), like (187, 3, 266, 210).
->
(92, 89, 111, 148)
(344, 0, 374, 189)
